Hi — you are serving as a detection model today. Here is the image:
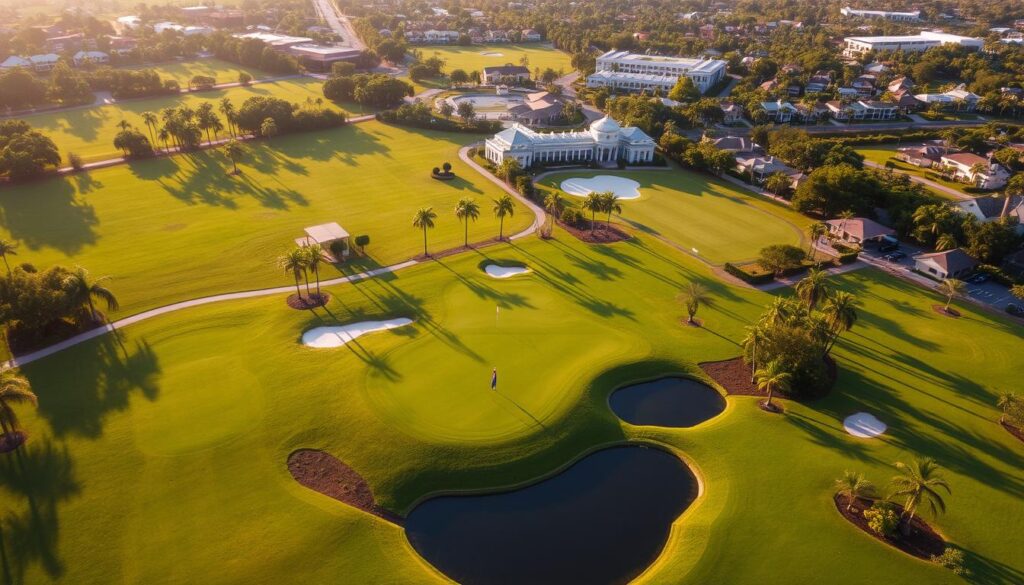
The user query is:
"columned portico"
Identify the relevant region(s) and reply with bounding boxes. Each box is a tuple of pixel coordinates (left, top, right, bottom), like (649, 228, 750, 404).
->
(484, 116, 655, 168)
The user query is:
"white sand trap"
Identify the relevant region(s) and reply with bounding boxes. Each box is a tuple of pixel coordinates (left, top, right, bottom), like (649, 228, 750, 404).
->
(843, 412, 887, 438)
(480, 51, 504, 56)
(302, 318, 413, 348)
(484, 263, 530, 278)
(560, 176, 642, 200)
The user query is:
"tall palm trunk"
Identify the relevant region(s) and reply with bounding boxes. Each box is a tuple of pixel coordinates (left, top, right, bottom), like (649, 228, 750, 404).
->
(590, 210, 596, 234)
(464, 220, 469, 247)
(765, 384, 774, 408)
(293, 274, 302, 297)
(944, 295, 953, 311)
(2, 254, 9, 275)
(314, 264, 321, 297)
(302, 269, 311, 296)
(499, 216, 504, 240)
(87, 297, 97, 322)
(422, 227, 428, 256)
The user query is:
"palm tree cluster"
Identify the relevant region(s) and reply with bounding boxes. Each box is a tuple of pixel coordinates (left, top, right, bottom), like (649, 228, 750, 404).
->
(412, 196, 518, 255)
(581, 191, 622, 234)
(0, 370, 36, 450)
(144, 98, 235, 155)
(742, 269, 857, 400)
(838, 458, 951, 536)
(279, 244, 331, 302)
(997, 391, 1023, 427)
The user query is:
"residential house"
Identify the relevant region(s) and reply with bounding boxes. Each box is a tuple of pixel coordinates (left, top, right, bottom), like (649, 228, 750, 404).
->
(46, 33, 89, 53)
(759, 100, 799, 123)
(826, 217, 895, 245)
(0, 56, 31, 69)
(955, 196, 1024, 232)
(700, 24, 715, 40)
(29, 54, 60, 72)
(896, 145, 948, 167)
(482, 65, 530, 84)
(507, 91, 567, 126)
(850, 75, 876, 97)
(423, 30, 460, 43)
(712, 136, 763, 154)
(887, 76, 914, 94)
(73, 50, 109, 66)
(484, 30, 508, 42)
(914, 248, 977, 279)
(805, 72, 833, 93)
(914, 84, 981, 111)
(892, 91, 924, 113)
(827, 100, 898, 121)
(795, 101, 829, 122)
(719, 101, 744, 124)
(940, 153, 1009, 189)
(521, 29, 541, 41)
(734, 154, 802, 185)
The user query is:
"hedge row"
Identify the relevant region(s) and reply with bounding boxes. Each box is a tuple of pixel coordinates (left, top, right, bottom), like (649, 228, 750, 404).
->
(724, 262, 774, 285)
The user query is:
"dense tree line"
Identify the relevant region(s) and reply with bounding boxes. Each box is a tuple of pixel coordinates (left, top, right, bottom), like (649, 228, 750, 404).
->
(0, 120, 60, 180)
(207, 33, 301, 75)
(323, 72, 413, 108)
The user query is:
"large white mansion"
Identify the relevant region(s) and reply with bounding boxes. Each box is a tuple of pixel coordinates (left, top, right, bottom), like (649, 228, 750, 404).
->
(585, 50, 727, 94)
(484, 115, 656, 167)
(842, 31, 984, 57)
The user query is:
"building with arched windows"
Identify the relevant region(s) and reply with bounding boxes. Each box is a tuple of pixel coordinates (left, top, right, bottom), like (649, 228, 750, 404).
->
(483, 116, 656, 167)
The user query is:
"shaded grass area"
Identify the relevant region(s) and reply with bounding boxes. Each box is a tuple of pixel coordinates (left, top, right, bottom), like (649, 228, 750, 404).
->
(0, 121, 531, 316)
(17, 77, 368, 163)
(536, 167, 812, 265)
(1, 232, 1021, 584)
(856, 143, 975, 199)
(116, 58, 270, 87)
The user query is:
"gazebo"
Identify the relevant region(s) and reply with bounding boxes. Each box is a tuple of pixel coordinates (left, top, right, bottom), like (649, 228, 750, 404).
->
(297, 222, 350, 261)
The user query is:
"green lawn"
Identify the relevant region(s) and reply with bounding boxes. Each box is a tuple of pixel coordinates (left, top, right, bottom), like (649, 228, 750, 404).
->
(856, 144, 973, 199)
(404, 43, 573, 93)
(0, 121, 531, 316)
(536, 168, 812, 264)
(21, 77, 368, 163)
(3, 232, 1021, 584)
(117, 58, 270, 87)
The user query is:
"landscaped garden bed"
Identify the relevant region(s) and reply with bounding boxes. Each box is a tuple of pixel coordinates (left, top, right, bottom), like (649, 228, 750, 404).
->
(833, 495, 946, 560)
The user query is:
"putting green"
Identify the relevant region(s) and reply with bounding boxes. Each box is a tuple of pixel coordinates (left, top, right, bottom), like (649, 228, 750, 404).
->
(538, 168, 811, 264)
(0, 121, 532, 316)
(3, 232, 1021, 584)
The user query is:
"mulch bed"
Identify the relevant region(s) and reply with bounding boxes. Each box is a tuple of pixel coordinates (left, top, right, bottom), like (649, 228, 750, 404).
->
(286, 293, 330, 310)
(0, 431, 26, 454)
(287, 449, 402, 524)
(681, 317, 703, 328)
(834, 494, 946, 560)
(931, 304, 961, 318)
(1002, 421, 1024, 444)
(557, 220, 631, 244)
(430, 171, 456, 180)
(699, 356, 836, 401)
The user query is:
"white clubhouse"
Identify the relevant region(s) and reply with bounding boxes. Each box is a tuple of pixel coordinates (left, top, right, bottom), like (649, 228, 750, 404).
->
(484, 116, 656, 167)
(586, 50, 727, 94)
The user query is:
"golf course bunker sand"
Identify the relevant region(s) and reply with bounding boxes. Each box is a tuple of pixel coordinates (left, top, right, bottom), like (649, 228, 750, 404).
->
(560, 175, 642, 200)
(843, 412, 887, 438)
(610, 377, 725, 427)
(404, 445, 697, 585)
(483, 263, 530, 278)
(480, 51, 504, 56)
(287, 449, 401, 523)
(301, 318, 413, 348)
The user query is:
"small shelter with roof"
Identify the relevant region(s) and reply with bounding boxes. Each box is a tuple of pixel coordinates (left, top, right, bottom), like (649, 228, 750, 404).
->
(914, 248, 977, 280)
(297, 222, 350, 261)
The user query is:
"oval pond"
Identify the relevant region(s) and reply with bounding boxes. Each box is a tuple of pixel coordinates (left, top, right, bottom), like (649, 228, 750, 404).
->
(609, 377, 725, 428)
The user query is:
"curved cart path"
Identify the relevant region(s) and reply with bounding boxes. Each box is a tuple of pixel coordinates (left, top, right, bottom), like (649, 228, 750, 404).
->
(2, 148, 543, 370)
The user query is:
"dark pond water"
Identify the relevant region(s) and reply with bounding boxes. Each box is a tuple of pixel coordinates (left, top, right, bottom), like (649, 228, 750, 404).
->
(609, 377, 725, 428)
(404, 445, 697, 585)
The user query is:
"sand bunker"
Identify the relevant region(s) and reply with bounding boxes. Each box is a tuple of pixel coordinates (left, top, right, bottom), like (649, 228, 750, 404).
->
(560, 176, 642, 200)
(302, 318, 413, 348)
(843, 412, 887, 438)
(484, 263, 530, 278)
(480, 51, 504, 56)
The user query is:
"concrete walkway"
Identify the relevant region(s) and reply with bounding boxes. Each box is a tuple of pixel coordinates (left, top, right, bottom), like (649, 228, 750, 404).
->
(2, 140, 543, 371)
(863, 160, 972, 200)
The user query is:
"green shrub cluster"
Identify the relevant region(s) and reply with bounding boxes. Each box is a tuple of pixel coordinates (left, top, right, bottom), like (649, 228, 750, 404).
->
(723, 262, 774, 284)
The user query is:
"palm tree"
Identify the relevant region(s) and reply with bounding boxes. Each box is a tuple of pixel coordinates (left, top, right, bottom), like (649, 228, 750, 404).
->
(543, 192, 561, 237)
(455, 197, 480, 247)
(996, 391, 1021, 424)
(261, 117, 278, 139)
(279, 248, 308, 298)
(304, 243, 328, 298)
(834, 471, 876, 511)
(601, 192, 622, 228)
(795, 268, 831, 310)
(62, 266, 118, 323)
(968, 162, 989, 187)
(0, 370, 36, 447)
(117, 119, 131, 132)
(583, 192, 604, 235)
(890, 458, 951, 532)
(808, 222, 828, 259)
(821, 291, 858, 356)
(741, 325, 766, 383)
(837, 209, 856, 236)
(938, 278, 966, 313)
(492, 195, 515, 240)
(680, 282, 709, 324)
(157, 127, 171, 153)
(935, 233, 958, 251)
(141, 111, 158, 146)
(223, 139, 244, 175)
(219, 97, 236, 137)
(413, 207, 437, 256)
(754, 359, 790, 411)
(0, 238, 18, 275)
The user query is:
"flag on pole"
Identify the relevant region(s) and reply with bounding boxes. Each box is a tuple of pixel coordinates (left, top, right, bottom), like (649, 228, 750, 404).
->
(491, 368, 498, 390)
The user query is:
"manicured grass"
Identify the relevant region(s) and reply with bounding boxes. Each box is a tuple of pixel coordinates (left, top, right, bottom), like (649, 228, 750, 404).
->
(403, 43, 573, 93)
(0, 121, 532, 316)
(536, 168, 811, 264)
(20, 77, 368, 163)
(117, 58, 270, 87)
(856, 144, 972, 199)
(3, 233, 1021, 584)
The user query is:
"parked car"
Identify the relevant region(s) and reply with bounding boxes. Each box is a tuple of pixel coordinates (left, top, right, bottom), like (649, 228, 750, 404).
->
(877, 235, 900, 253)
(882, 251, 906, 262)
(1007, 303, 1024, 317)
(967, 273, 990, 284)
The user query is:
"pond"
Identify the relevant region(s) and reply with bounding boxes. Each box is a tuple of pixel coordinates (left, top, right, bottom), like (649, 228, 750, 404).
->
(609, 377, 725, 428)
(404, 445, 697, 585)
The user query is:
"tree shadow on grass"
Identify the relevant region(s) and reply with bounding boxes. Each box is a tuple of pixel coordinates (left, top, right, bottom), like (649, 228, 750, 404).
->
(0, 438, 79, 585)
(0, 179, 98, 255)
(431, 257, 535, 310)
(961, 547, 1024, 585)
(21, 338, 160, 439)
(301, 304, 404, 382)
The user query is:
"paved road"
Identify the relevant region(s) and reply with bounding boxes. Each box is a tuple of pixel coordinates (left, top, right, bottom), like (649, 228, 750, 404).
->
(311, 0, 366, 50)
(1, 141, 543, 372)
(863, 160, 971, 200)
(552, 71, 603, 122)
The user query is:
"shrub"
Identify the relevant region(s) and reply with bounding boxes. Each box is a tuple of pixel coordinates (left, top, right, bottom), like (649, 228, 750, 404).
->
(931, 547, 971, 576)
(67, 152, 83, 171)
(758, 244, 806, 275)
(238, 72, 252, 85)
(515, 175, 534, 198)
(329, 240, 348, 258)
(189, 75, 216, 91)
(863, 502, 899, 538)
(442, 162, 452, 173)
(354, 234, 370, 253)
(723, 262, 774, 285)
(560, 207, 585, 228)
(836, 250, 860, 264)
(331, 62, 356, 77)
(432, 166, 440, 175)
